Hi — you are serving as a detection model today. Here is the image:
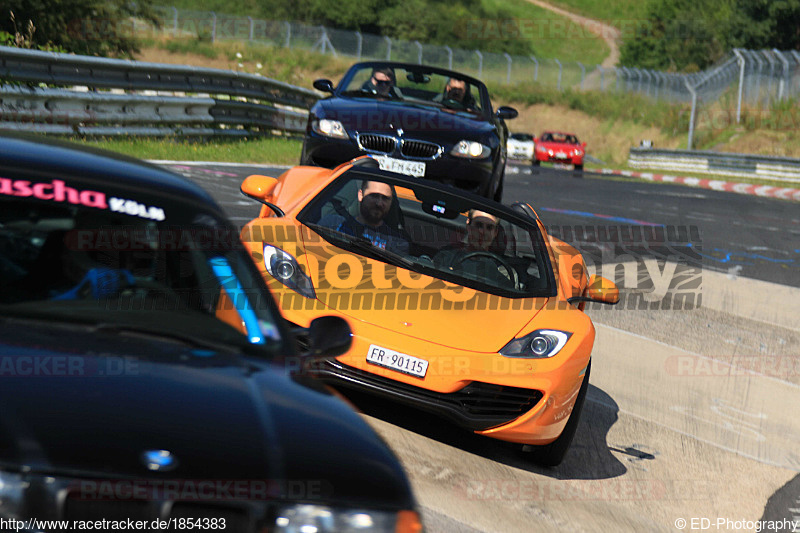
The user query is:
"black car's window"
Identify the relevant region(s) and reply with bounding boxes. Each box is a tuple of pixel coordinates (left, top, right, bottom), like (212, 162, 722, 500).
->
(511, 133, 534, 141)
(0, 193, 286, 352)
(298, 170, 554, 298)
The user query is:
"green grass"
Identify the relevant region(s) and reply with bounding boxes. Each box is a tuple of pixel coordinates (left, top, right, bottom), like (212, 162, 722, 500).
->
(80, 136, 303, 165)
(490, 82, 688, 131)
(156, 0, 610, 66)
(543, 0, 651, 27)
(479, 0, 610, 64)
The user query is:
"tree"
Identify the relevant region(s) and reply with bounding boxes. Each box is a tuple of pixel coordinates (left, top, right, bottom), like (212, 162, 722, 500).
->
(1, 0, 160, 57)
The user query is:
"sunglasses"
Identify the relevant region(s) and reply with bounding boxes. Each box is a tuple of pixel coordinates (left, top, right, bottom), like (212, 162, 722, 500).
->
(373, 77, 392, 86)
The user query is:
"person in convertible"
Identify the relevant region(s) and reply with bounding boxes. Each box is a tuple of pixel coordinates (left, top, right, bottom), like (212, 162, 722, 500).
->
(434, 209, 515, 287)
(318, 180, 410, 255)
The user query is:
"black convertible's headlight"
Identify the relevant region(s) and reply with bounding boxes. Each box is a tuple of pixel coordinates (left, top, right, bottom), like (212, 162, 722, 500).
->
(499, 329, 572, 358)
(450, 140, 490, 159)
(274, 505, 423, 532)
(312, 118, 348, 139)
(263, 244, 316, 299)
(0, 470, 25, 518)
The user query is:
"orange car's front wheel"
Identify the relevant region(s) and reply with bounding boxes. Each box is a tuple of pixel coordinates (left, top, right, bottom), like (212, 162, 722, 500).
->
(523, 360, 591, 467)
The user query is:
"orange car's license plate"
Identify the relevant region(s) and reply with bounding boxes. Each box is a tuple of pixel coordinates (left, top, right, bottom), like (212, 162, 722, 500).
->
(366, 344, 428, 378)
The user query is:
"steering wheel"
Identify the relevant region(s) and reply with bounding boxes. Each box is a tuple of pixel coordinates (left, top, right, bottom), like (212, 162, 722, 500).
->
(452, 251, 519, 288)
(441, 98, 466, 110)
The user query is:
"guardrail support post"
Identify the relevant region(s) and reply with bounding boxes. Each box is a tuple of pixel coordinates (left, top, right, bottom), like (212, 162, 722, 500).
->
(415, 41, 422, 64)
(172, 7, 178, 37)
(356, 32, 362, 60)
(247, 17, 253, 41)
(476, 50, 483, 79)
(211, 12, 216, 43)
(504, 53, 512, 84)
(385, 36, 392, 60)
(445, 46, 452, 70)
(530, 55, 538, 82)
(284, 22, 291, 48)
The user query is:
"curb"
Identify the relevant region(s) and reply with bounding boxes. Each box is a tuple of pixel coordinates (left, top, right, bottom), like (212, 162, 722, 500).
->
(597, 168, 800, 202)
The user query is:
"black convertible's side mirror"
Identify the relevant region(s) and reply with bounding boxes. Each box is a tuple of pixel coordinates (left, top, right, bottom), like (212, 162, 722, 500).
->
(496, 106, 518, 120)
(313, 79, 335, 93)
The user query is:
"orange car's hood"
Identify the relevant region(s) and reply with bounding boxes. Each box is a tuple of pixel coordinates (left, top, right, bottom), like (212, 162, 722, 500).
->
(300, 238, 547, 352)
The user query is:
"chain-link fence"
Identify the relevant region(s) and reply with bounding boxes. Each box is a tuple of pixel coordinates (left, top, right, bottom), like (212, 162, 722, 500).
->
(147, 6, 800, 143)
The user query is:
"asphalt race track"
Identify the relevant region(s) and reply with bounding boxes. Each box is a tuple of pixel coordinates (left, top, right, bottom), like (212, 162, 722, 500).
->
(162, 160, 800, 533)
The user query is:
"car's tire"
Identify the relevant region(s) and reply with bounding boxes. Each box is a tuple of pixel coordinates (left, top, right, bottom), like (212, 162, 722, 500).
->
(574, 163, 583, 172)
(532, 160, 540, 167)
(493, 173, 504, 202)
(525, 361, 591, 467)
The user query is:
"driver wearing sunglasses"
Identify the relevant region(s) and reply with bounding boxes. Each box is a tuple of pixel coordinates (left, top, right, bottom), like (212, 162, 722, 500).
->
(362, 67, 397, 97)
(434, 210, 516, 288)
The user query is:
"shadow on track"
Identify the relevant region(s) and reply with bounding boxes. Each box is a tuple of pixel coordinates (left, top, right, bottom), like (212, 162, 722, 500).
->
(333, 383, 626, 480)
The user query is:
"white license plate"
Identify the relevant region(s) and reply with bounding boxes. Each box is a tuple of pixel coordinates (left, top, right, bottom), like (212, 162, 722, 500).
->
(555, 152, 568, 159)
(366, 344, 428, 378)
(374, 155, 425, 178)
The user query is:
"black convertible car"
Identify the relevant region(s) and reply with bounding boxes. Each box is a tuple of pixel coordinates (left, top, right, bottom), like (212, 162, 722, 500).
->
(0, 134, 422, 532)
(301, 61, 517, 201)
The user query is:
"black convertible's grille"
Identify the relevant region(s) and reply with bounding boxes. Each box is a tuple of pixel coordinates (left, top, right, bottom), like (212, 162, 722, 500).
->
(401, 139, 440, 159)
(62, 494, 254, 530)
(358, 134, 396, 154)
(63, 496, 151, 522)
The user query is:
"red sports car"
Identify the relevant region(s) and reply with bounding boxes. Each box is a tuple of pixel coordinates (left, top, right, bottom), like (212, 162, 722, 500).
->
(533, 132, 586, 171)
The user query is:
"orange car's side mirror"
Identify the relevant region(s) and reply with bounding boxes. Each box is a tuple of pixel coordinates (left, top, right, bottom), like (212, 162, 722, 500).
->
(581, 142, 587, 148)
(241, 175, 278, 199)
(586, 274, 619, 305)
(241, 175, 284, 217)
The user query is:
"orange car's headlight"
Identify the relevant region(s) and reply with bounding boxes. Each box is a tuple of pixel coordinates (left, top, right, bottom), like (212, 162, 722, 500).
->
(263, 244, 316, 299)
(499, 329, 572, 358)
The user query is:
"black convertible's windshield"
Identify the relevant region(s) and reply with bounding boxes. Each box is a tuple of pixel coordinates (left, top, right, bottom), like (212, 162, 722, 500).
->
(297, 168, 555, 298)
(340, 63, 486, 116)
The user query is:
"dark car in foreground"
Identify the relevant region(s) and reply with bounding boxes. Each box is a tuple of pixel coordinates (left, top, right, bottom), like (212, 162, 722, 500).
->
(0, 134, 422, 532)
(301, 61, 518, 201)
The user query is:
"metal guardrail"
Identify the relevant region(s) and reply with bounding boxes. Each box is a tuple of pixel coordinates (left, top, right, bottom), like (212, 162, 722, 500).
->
(629, 147, 800, 184)
(0, 45, 314, 136)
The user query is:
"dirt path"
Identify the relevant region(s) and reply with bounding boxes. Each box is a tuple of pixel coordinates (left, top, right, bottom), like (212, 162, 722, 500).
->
(524, 0, 621, 68)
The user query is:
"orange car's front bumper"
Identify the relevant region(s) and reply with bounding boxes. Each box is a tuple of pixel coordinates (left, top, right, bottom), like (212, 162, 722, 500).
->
(296, 306, 595, 446)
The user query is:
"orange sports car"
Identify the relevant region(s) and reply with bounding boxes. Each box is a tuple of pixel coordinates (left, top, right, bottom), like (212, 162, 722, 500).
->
(239, 157, 618, 465)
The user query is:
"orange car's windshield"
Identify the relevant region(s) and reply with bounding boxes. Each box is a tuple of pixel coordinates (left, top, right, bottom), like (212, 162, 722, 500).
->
(297, 169, 554, 298)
